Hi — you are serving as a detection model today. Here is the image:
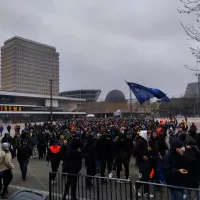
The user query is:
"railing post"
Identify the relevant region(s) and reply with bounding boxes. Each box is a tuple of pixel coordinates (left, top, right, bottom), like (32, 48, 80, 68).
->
(129, 181, 133, 200)
(49, 172, 52, 200)
(96, 177, 100, 200)
(135, 181, 138, 200)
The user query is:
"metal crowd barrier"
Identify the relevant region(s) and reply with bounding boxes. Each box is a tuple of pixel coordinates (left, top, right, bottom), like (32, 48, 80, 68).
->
(49, 172, 133, 200)
(135, 181, 200, 200)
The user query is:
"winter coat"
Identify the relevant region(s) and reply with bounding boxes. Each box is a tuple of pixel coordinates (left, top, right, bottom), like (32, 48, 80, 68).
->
(0, 151, 14, 171)
(46, 145, 61, 163)
(17, 146, 32, 161)
(63, 150, 82, 174)
(27, 135, 37, 146)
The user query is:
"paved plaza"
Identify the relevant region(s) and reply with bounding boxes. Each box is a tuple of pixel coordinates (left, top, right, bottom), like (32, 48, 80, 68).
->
(1, 118, 200, 199)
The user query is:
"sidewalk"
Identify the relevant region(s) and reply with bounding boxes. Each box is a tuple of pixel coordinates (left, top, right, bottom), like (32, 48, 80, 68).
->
(4, 187, 18, 199)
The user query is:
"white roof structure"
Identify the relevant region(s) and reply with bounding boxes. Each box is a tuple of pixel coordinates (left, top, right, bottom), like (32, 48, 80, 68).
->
(0, 111, 85, 115)
(0, 90, 86, 102)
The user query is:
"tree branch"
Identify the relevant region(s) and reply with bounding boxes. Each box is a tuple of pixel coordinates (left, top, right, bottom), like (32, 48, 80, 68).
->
(179, 0, 200, 57)
(184, 64, 200, 71)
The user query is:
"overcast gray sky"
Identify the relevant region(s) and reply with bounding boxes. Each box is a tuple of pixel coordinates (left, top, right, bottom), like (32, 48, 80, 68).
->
(0, 0, 198, 99)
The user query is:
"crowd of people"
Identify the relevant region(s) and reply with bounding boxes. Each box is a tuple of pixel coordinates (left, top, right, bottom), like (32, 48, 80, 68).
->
(0, 117, 199, 200)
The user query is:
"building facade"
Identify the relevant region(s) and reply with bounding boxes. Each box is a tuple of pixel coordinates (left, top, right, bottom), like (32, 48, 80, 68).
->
(0, 90, 85, 122)
(184, 82, 199, 98)
(1, 36, 59, 95)
(59, 89, 101, 107)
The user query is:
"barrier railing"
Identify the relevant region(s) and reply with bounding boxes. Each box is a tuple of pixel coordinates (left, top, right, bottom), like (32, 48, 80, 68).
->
(49, 172, 133, 200)
(135, 181, 200, 200)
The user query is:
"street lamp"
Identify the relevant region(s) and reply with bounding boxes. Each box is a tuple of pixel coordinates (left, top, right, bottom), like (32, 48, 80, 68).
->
(49, 79, 53, 121)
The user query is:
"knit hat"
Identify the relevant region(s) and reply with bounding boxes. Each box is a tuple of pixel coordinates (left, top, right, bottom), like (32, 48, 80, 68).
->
(170, 139, 183, 151)
(2, 143, 9, 151)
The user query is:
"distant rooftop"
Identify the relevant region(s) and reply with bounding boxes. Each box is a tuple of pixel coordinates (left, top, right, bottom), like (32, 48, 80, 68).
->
(4, 36, 56, 50)
(60, 89, 101, 93)
(0, 90, 85, 102)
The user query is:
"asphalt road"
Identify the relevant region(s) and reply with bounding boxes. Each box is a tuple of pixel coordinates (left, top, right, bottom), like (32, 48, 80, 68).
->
(8, 157, 138, 200)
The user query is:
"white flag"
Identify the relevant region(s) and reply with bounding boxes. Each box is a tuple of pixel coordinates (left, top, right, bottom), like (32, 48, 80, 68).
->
(114, 109, 121, 117)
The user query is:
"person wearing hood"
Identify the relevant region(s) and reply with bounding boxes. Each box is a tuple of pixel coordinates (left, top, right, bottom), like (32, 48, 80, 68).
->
(11, 132, 20, 157)
(62, 139, 82, 200)
(47, 139, 61, 184)
(2, 133, 12, 145)
(82, 134, 96, 188)
(17, 140, 32, 181)
(96, 133, 114, 183)
(190, 123, 197, 133)
(37, 131, 47, 159)
(0, 125, 4, 137)
(183, 138, 200, 189)
(27, 131, 38, 159)
(6, 125, 11, 134)
(0, 143, 14, 199)
(113, 134, 130, 181)
(149, 131, 161, 184)
(133, 130, 154, 198)
(163, 139, 188, 200)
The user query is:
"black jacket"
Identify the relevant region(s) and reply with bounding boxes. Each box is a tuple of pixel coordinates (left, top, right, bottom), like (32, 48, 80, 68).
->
(96, 137, 113, 160)
(82, 136, 96, 161)
(27, 135, 37, 146)
(133, 136, 149, 162)
(163, 151, 188, 187)
(17, 146, 32, 161)
(47, 145, 61, 163)
(149, 137, 160, 160)
(114, 139, 130, 161)
(184, 148, 200, 188)
(63, 150, 82, 174)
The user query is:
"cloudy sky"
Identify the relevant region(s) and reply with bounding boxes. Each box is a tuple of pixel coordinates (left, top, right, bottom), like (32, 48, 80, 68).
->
(0, 0, 198, 99)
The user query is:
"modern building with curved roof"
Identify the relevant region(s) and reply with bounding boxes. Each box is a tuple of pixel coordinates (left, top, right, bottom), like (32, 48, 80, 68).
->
(105, 89, 126, 103)
(59, 89, 101, 107)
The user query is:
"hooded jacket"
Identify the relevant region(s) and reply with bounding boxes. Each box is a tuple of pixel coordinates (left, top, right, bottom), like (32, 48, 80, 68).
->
(47, 144, 61, 163)
(63, 140, 82, 174)
(133, 130, 150, 162)
(0, 150, 14, 171)
(163, 139, 187, 187)
(113, 134, 130, 161)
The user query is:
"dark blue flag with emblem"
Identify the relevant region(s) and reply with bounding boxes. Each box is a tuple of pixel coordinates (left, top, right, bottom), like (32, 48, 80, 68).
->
(126, 81, 170, 104)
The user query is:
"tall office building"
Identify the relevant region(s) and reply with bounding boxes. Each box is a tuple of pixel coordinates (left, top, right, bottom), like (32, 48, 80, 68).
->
(184, 82, 199, 98)
(1, 36, 59, 95)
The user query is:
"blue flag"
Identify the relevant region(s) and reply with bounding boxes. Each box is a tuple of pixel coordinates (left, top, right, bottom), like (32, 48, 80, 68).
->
(126, 81, 170, 104)
(126, 82, 155, 104)
(149, 88, 166, 99)
(161, 96, 170, 103)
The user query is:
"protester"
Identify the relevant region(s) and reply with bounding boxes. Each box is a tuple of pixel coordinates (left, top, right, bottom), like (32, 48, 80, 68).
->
(17, 140, 32, 181)
(47, 139, 61, 184)
(163, 139, 188, 200)
(0, 143, 14, 199)
(62, 138, 82, 200)
(133, 130, 154, 198)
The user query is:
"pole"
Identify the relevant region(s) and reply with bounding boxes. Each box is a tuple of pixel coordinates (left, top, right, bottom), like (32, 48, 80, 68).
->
(198, 74, 200, 117)
(140, 103, 148, 114)
(50, 79, 53, 122)
(130, 88, 133, 117)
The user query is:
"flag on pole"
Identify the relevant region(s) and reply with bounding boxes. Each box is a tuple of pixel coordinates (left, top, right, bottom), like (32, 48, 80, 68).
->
(126, 81, 170, 104)
(114, 109, 121, 117)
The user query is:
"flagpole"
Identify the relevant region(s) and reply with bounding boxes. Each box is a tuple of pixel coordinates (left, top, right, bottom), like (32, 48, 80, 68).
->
(140, 103, 148, 114)
(130, 88, 133, 117)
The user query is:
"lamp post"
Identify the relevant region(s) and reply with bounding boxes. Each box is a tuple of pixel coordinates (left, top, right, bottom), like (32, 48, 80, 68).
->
(129, 88, 133, 117)
(49, 79, 53, 121)
(196, 73, 200, 116)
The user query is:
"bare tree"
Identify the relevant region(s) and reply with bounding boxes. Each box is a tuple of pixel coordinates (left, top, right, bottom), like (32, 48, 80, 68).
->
(179, 0, 200, 58)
